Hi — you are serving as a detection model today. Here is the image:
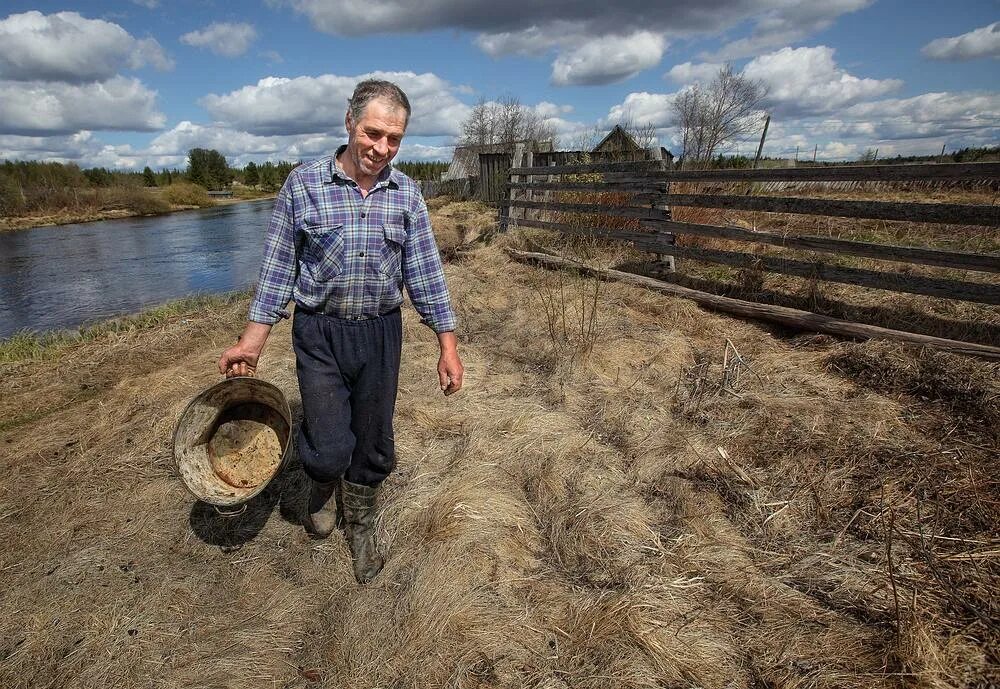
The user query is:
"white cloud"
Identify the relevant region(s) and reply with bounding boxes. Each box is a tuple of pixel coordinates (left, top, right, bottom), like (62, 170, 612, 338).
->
(201, 71, 470, 137)
(475, 25, 554, 58)
(743, 46, 901, 116)
(665, 61, 723, 84)
(707, 0, 872, 60)
(130, 0, 160, 8)
(180, 22, 257, 58)
(533, 102, 574, 118)
(285, 1, 868, 86)
(551, 32, 667, 86)
(396, 143, 456, 162)
(605, 91, 678, 129)
(922, 22, 1000, 61)
(840, 91, 1000, 140)
(0, 131, 146, 169)
(0, 77, 165, 135)
(0, 11, 172, 82)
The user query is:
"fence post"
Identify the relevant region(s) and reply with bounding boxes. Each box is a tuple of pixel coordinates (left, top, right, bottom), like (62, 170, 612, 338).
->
(639, 152, 675, 272)
(523, 149, 533, 223)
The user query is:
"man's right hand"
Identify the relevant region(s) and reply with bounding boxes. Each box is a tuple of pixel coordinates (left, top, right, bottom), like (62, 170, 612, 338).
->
(218, 322, 272, 377)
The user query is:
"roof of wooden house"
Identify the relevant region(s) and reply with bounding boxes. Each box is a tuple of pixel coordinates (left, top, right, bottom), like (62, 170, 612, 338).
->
(442, 140, 554, 180)
(592, 125, 641, 153)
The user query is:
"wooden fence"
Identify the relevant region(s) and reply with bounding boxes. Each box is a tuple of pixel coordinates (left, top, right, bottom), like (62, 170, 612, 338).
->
(499, 160, 1000, 309)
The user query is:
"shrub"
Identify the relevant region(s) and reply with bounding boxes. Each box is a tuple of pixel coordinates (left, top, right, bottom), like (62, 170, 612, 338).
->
(162, 181, 214, 208)
(119, 188, 170, 215)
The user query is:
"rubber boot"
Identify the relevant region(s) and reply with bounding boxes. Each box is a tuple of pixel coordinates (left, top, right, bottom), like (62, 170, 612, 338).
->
(304, 480, 341, 537)
(340, 480, 384, 584)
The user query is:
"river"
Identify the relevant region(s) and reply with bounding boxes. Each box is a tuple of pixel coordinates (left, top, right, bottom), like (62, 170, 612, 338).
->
(0, 199, 276, 340)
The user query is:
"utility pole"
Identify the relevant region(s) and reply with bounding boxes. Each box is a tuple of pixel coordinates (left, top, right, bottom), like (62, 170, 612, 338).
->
(752, 114, 770, 169)
(813, 144, 818, 163)
(938, 143, 946, 162)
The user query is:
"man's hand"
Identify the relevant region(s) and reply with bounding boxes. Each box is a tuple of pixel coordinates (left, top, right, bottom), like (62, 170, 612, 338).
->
(218, 322, 272, 378)
(437, 331, 463, 396)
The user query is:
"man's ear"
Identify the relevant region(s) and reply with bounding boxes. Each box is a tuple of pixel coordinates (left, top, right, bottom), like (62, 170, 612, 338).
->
(345, 111, 353, 134)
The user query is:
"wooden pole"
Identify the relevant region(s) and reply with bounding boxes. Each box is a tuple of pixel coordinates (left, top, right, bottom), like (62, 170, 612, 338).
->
(813, 144, 818, 163)
(753, 114, 770, 169)
(506, 249, 1000, 360)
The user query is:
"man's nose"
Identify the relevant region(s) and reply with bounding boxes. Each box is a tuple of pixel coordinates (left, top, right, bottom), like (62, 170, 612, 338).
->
(373, 137, 389, 155)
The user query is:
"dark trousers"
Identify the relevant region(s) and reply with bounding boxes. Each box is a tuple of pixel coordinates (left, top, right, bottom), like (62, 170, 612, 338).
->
(292, 308, 402, 486)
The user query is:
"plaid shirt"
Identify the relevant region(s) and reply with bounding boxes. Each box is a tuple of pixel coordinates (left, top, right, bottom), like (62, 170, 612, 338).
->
(248, 146, 456, 333)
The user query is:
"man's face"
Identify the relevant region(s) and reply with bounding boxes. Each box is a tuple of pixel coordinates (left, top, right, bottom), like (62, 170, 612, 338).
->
(345, 97, 407, 181)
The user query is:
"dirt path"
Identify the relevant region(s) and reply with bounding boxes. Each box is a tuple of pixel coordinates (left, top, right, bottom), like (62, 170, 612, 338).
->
(1, 224, 996, 687)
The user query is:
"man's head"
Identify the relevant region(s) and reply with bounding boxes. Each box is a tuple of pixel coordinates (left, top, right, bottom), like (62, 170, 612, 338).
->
(342, 79, 410, 185)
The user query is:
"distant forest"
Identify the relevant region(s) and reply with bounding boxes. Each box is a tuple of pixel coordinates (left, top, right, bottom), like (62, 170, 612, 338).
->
(394, 161, 449, 180)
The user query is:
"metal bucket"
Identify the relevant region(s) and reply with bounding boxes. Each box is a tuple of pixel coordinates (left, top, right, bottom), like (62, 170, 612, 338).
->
(173, 377, 292, 514)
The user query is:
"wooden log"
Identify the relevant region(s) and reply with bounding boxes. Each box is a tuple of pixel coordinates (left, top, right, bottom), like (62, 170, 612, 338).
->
(510, 217, 1000, 304)
(667, 193, 999, 227)
(509, 161, 1000, 182)
(505, 249, 1000, 360)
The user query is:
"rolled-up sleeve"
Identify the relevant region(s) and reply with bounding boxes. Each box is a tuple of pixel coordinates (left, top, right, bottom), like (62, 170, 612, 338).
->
(402, 196, 457, 333)
(248, 179, 298, 324)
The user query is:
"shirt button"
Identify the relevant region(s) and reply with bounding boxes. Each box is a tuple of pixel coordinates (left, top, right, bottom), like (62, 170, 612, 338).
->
(360, 212, 366, 218)
(359, 251, 365, 257)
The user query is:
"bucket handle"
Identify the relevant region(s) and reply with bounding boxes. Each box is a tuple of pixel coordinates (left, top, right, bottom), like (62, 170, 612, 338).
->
(213, 503, 248, 518)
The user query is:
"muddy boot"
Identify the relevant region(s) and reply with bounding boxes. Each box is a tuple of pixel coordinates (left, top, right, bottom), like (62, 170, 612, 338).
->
(340, 480, 384, 584)
(304, 480, 341, 537)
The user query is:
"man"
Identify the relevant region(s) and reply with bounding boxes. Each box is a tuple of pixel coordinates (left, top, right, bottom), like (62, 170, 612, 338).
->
(218, 79, 463, 584)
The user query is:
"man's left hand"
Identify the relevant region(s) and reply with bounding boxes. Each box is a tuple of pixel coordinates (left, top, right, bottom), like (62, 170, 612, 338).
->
(437, 331, 464, 396)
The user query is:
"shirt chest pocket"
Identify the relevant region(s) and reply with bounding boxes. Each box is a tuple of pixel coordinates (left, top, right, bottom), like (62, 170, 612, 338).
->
(302, 224, 345, 281)
(379, 223, 406, 277)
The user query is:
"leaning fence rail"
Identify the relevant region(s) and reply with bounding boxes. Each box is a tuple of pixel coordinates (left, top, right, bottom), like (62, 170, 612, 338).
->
(499, 160, 1000, 310)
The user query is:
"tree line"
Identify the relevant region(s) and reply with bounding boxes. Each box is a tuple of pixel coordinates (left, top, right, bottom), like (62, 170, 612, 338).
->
(394, 161, 449, 180)
(0, 149, 301, 216)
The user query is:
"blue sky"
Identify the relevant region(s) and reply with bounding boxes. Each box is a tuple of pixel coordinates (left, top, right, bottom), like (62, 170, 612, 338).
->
(0, 1, 997, 170)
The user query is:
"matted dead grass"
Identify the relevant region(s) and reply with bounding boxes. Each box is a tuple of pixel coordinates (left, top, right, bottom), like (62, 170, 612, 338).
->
(1, 200, 997, 688)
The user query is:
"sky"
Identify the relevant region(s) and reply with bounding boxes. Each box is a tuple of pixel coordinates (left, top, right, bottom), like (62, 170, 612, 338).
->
(0, 1, 997, 170)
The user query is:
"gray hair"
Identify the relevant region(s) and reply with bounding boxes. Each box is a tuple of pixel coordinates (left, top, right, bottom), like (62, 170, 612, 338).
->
(348, 79, 411, 126)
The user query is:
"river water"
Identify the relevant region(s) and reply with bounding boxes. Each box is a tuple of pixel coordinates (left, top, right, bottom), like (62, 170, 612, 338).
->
(0, 199, 276, 339)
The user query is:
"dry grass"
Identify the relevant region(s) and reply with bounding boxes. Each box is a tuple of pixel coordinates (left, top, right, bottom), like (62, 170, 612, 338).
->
(1, 199, 997, 688)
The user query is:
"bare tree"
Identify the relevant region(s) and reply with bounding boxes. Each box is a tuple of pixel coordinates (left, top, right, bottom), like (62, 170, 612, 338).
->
(460, 95, 555, 151)
(673, 64, 766, 166)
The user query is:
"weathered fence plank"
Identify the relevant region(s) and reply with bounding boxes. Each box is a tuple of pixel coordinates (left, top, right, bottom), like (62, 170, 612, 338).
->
(655, 219, 1000, 274)
(507, 200, 999, 272)
(509, 181, 665, 193)
(510, 217, 1000, 304)
(503, 198, 669, 220)
(506, 249, 1000, 360)
(510, 160, 667, 175)
(509, 161, 1000, 182)
(667, 194, 999, 226)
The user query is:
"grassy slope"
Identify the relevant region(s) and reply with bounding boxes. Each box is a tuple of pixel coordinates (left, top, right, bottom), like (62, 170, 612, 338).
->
(0, 200, 997, 688)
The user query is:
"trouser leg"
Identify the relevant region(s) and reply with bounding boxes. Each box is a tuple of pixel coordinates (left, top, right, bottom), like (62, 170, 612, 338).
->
(292, 310, 355, 484)
(344, 308, 402, 487)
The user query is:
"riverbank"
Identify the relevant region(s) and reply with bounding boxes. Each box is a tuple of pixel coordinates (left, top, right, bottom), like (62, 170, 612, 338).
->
(1, 198, 996, 687)
(0, 190, 276, 233)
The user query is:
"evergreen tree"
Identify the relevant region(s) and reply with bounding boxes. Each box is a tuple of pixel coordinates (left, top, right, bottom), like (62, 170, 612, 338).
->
(187, 148, 231, 189)
(244, 161, 259, 187)
(143, 166, 157, 187)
